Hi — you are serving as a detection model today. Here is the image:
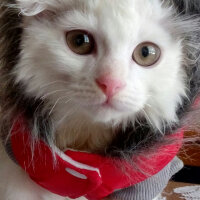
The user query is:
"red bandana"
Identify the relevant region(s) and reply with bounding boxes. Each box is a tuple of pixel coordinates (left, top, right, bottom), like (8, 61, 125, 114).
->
(10, 118, 183, 200)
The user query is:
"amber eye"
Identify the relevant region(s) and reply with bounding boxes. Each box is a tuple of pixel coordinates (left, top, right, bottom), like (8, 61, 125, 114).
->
(66, 30, 94, 55)
(132, 42, 161, 67)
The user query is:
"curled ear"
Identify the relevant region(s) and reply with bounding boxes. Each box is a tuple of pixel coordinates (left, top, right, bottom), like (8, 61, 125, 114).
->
(16, 0, 47, 16)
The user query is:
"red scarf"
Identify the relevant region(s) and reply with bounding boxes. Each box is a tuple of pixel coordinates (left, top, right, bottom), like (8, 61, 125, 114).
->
(11, 118, 183, 200)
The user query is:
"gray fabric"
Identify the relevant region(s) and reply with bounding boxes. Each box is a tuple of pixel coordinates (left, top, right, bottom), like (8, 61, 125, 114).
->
(109, 157, 183, 200)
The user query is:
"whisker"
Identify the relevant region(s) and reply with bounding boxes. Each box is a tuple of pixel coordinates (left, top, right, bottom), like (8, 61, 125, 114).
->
(141, 109, 154, 128)
(142, 109, 163, 133)
(41, 89, 72, 99)
(49, 95, 74, 116)
(56, 102, 81, 126)
(39, 80, 69, 89)
(145, 103, 152, 108)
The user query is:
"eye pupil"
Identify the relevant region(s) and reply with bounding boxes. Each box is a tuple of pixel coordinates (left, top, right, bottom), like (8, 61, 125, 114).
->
(141, 46, 149, 58)
(75, 34, 88, 46)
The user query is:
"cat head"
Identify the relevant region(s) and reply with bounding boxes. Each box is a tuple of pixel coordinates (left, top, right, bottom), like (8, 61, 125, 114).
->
(13, 0, 187, 130)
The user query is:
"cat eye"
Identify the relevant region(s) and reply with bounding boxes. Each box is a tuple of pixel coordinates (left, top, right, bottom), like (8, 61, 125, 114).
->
(66, 30, 95, 55)
(132, 42, 161, 67)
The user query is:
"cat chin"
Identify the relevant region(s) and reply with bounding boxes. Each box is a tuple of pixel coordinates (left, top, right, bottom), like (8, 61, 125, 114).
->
(81, 105, 132, 125)
(88, 113, 125, 125)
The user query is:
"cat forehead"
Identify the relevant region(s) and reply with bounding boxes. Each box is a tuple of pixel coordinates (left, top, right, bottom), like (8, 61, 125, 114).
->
(56, 0, 171, 48)
(18, 0, 169, 20)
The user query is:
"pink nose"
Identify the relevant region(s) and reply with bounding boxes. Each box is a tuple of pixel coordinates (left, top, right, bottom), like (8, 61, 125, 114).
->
(96, 76, 126, 98)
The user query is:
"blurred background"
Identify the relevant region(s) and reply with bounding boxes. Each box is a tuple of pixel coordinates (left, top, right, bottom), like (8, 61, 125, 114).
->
(174, 131, 200, 184)
(163, 131, 200, 199)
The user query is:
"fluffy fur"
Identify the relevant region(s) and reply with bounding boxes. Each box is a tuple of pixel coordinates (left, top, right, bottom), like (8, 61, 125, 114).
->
(0, 0, 200, 200)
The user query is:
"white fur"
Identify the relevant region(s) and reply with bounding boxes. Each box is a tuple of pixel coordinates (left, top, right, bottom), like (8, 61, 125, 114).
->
(1, 0, 186, 199)
(0, 142, 66, 200)
(14, 0, 186, 150)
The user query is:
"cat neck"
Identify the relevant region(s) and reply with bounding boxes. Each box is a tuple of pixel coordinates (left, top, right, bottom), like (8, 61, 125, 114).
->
(55, 113, 114, 153)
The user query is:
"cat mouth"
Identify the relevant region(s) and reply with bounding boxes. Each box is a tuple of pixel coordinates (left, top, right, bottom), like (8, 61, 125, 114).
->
(86, 101, 115, 110)
(102, 99, 114, 107)
(82, 97, 133, 113)
(100, 103, 116, 112)
(100, 99, 130, 112)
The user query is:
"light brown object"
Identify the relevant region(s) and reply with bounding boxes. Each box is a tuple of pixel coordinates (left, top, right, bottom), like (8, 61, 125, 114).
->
(178, 131, 200, 167)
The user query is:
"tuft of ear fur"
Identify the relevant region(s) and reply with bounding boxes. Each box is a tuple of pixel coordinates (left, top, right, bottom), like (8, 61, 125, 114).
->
(16, 0, 47, 16)
(15, 0, 74, 16)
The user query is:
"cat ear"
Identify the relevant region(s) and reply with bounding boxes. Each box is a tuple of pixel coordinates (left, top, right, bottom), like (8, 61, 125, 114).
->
(16, 0, 47, 16)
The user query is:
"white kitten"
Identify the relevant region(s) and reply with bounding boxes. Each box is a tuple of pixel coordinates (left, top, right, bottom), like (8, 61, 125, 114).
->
(14, 0, 186, 152)
(0, 0, 199, 200)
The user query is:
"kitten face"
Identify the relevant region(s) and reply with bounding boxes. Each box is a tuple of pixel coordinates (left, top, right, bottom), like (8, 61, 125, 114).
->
(15, 0, 186, 130)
